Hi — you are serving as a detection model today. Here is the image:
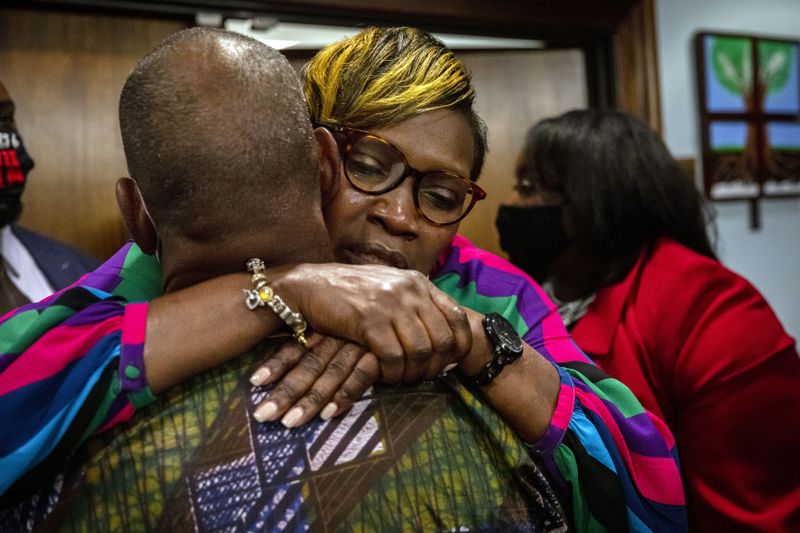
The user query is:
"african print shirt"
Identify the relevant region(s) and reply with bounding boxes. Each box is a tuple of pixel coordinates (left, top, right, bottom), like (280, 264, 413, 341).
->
(35, 348, 567, 532)
(0, 236, 686, 531)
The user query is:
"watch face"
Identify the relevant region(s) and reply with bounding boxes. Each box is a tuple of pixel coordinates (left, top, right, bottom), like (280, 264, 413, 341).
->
(486, 313, 523, 354)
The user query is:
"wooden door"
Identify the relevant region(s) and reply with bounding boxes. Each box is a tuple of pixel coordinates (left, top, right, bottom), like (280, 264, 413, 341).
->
(0, 8, 185, 260)
(457, 49, 587, 256)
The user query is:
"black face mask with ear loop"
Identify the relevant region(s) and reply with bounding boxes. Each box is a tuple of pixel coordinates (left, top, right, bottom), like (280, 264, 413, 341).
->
(495, 204, 570, 284)
(0, 128, 35, 227)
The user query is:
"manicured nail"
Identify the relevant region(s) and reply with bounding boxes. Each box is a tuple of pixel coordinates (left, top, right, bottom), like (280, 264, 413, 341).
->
(250, 367, 271, 386)
(281, 407, 304, 428)
(320, 402, 338, 421)
(253, 401, 277, 422)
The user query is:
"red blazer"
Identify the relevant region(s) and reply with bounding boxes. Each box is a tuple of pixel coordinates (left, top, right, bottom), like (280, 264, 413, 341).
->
(571, 238, 799, 532)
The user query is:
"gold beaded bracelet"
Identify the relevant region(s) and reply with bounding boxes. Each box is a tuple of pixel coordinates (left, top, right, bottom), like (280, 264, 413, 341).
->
(243, 258, 309, 347)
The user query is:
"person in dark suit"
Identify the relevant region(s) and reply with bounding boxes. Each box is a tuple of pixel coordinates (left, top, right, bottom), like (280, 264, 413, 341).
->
(0, 79, 99, 313)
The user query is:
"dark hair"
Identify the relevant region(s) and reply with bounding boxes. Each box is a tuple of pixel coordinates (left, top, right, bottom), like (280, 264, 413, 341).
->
(119, 27, 318, 242)
(303, 26, 488, 180)
(523, 109, 717, 291)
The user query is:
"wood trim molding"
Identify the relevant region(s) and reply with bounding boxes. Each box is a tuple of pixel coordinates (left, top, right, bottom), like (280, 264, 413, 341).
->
(612, 0, 662, 133)
(16, 0, 639, 40)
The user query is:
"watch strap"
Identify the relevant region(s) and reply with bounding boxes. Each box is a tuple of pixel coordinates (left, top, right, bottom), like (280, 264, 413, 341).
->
(467, 313, 523, 387)
(469, 345, 506, 387)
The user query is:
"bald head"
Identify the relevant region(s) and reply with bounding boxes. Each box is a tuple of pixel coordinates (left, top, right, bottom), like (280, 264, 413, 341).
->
(119, 28, 318, 242)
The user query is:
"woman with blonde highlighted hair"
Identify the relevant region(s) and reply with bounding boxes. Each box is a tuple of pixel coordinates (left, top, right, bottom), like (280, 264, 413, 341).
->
(249, 26, 687, 531)
(303, 27, 488, 182)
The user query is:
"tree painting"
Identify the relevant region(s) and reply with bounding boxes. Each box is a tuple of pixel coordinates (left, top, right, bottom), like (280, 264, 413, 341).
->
(708, 36, 798, 189)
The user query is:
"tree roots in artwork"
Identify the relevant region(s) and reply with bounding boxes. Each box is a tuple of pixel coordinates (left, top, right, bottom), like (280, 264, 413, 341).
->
(766, 152, 800, 180)
(711, 153, 800, 186)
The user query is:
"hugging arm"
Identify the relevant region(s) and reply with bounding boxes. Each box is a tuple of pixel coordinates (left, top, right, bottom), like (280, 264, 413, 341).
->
(266, 237, 688, 531)
(246, 280, 686, 532)
(0, 253, 470, 495)
(432, 238, 687, 531)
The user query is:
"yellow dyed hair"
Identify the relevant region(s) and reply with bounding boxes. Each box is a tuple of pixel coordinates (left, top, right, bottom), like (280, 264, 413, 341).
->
(303, 26, 487, 179)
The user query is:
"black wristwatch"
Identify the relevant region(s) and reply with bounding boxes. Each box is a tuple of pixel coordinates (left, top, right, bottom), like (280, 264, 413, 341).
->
(468, 313, 524, 387)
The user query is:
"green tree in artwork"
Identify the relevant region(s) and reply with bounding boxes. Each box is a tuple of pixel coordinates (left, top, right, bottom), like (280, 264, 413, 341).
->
(711, 37, 795, 182)
(712, 37, 753, 98)
(758, 41, 793, 96)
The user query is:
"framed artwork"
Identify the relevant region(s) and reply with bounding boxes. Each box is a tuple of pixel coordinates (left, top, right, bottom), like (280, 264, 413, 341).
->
(695, 32, 800, 201)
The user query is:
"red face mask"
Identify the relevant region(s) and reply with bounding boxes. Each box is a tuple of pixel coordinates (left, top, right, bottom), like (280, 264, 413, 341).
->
(0, 128, 35, 226)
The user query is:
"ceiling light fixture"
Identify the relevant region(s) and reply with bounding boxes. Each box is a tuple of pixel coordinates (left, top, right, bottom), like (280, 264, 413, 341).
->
(206, 16, 545, 51)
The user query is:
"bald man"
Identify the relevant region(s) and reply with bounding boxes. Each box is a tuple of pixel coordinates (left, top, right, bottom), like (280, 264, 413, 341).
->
(0, 28, 566, 532)
(0, 80, 98, 313)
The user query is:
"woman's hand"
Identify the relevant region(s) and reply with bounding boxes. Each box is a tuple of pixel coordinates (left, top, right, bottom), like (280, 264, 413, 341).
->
(249, 334, 376, 426)
(248, 327, 462, 427)
(271, 263, 472, 383)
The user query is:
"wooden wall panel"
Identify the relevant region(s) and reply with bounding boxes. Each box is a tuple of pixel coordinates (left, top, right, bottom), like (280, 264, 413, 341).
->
(612, 0, 661, 132)
(19, 0, 639, 41)
(0, 7, 588, 261)
(457, 49, 587, 257)
(0, 8, 185, 260)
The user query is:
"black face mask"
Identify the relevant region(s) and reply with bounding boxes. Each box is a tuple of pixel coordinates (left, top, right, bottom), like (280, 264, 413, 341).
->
(496, 204, 570, 284)
(0, 128, 34, 227)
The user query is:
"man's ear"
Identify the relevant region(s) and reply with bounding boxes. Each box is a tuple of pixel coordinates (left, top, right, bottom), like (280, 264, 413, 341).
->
(116, 177, 158, 255)
(314, 127, 340, 208)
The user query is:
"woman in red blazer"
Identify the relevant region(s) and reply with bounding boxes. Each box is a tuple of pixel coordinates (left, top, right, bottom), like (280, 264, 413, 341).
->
(497, 109, 799, 532)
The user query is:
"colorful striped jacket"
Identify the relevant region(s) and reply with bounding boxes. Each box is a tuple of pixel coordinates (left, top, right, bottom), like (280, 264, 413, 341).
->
(0, 235, 686, 531)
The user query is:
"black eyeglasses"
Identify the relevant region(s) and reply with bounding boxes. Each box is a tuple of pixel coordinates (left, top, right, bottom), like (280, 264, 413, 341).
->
(321, 124, 487, 226)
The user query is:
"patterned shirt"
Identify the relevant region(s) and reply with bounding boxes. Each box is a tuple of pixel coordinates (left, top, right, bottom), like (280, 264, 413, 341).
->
(36, 349, 568, 532)
(0, 235, 686, 531)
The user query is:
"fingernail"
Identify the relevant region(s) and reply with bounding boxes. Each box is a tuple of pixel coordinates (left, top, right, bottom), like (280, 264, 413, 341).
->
(281, 407, 304, 428)
(443, 363, 458, 373)
(250, 367, 271, 386)
(253, 401, 278, 422)
(320, 403, 338, 421)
